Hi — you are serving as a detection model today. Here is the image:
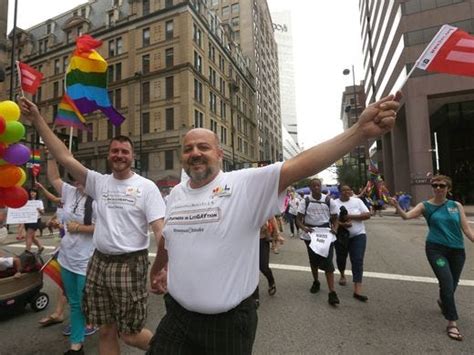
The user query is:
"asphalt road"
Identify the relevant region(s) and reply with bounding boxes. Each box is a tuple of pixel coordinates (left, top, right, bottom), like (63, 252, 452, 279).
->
(1, 215, 473, 354)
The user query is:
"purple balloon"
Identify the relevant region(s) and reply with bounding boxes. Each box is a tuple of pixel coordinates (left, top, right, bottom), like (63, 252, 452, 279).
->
(3, 143, 31, 165)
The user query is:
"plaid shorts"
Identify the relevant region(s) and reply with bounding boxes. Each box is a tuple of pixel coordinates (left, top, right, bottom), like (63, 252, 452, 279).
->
(83, 249, 149, 334)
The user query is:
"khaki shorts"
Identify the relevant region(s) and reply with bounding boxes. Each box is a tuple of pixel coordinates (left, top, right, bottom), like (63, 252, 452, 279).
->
(83, 249, 149, 334)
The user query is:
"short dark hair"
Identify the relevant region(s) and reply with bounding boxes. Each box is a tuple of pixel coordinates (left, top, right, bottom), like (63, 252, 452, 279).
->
(28, 188, 39, 200)
(108, 135, 134, 151)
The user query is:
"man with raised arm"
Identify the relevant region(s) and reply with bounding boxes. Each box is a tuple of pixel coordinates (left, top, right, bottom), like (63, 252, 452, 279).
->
(20, 98, 166, 355)
(146, 94, 401, 354)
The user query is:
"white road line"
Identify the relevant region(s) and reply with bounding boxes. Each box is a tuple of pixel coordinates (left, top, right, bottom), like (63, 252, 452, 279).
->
(5, 244, 474, 287)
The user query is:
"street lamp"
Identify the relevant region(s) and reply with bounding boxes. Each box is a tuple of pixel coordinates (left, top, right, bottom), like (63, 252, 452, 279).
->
(229, 81, 239, 170)
(134, 71, 143, 174)
(343, 66, 365, 187)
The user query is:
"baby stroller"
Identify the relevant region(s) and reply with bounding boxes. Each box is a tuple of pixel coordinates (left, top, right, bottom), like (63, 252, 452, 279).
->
(0, 251, 49, 313)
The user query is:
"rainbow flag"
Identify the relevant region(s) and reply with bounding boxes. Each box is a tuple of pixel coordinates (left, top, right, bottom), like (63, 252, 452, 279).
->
(29, 149, 41, 164)
(41, 251, 63, 291)
(66, 35, 125, 126)
(55, 94, 88, 130)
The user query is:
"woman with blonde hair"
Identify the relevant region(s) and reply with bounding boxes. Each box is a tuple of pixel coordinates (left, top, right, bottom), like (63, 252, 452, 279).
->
(391, 175, 474, 341)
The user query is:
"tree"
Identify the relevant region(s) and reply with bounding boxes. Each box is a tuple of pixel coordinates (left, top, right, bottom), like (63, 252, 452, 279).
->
(336, 163, 362, 190)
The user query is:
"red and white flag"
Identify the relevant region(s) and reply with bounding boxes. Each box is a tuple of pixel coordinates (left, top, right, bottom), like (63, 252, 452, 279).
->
(16, 61, 43, 94)
(416, 25, 474, 77)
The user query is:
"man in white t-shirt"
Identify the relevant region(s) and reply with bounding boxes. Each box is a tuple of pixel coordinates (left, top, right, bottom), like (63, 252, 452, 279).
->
(296, 178, 339, 306)
(20, 98, 166, 355)
(145, 91, 399, 354)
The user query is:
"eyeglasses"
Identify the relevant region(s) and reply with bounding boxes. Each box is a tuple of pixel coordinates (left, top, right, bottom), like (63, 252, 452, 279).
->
(431, 183, 447, 189)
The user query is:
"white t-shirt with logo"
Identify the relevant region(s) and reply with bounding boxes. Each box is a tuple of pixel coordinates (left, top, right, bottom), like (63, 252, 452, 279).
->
(330, 197, 369, 237)
(163, 163, 285, 314)
(58, 183, 96, 275)
(297, 194, 332, 241)
(85, 170, 166, 254)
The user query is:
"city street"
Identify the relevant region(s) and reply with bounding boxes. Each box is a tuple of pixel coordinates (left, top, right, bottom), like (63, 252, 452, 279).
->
(1, 214, 473, 354)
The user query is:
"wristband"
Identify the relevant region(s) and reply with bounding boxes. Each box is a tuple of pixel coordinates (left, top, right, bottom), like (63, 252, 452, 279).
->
(76, 224, 80, 232)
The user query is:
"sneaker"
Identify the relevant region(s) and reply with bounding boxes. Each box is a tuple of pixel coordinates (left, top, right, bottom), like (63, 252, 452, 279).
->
(310, 280, 320, 294)
(328, 291, 340, 306)
(63, 324, 98, 336)
(84, 325, 98, 336)
(63, 346, 84, 355)
(62, 324, 71, 336)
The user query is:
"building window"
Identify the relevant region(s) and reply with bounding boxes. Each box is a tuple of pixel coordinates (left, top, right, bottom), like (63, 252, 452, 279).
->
(165, 48, 174, 67)
(209, 92, 217, 113)
(165, 76, 174, 99)
(231, 17, 239, 27)
(108, 37, 123, 57)
(115, 62, 122, 81)
(220, 126, 227, 145)
(86, 123, 93, 141)
(194, 51, 202, 73)
(231, 3, 239, 14)
(53, 81, 59, 98)
(54, 59, 60, 75)
(194, 110, 203, 128)
(165, 107, 174, 130)
(142, 54, 150, 74)
(165, 150, 174, 170)
(108, 63, 122, 82)
(142, 28, 150, 47)
(115, 88, 122, 108)
(143, 0, 150, 15)
(108, 121, 114, 139)
(142, 112, 150, 134)
(77, 26, 83, 37)
(220, 101, 226, 119)
(209, 67, 216, 86)
(63, 56, 69, 72)
(165, 0, 173, 8)
(194, 79, 203, 103)
(66, 31, 72, 44)
(238, 137, 242, 152)
(46, 23, 52, 34)
(142, 82, 150, 104)
(210, 119, 217, 133)
(52, 104, 58, 119)
(222, 6, 229, 17)
(193, 23, 202, 47)
(165, 20, 174, 40)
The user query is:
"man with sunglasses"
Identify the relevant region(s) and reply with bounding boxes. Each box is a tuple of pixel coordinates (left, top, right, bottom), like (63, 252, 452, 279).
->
(391, 175, 474, 342)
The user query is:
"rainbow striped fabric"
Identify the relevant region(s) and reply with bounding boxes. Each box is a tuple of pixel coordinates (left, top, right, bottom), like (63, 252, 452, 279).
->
(55, 94, 88, 131)
(41, 251, 63, 291)
(29, 149, 41, 164)
(66, 35, 125, 126)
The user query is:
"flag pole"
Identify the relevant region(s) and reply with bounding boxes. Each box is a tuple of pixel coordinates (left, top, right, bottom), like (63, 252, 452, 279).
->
(68, 126, 73, 152)
(15, 61, 25, 98)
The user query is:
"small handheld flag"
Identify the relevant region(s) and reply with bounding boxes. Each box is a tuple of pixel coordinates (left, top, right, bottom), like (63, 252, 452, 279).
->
(41, 251, 63, 291)
(16, 61, 43, 95)
(55, 94, 89, 131)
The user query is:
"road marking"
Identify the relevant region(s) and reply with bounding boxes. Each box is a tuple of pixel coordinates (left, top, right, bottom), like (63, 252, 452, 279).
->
(5, 244, 474, 287)
(269, 263, 474, 287)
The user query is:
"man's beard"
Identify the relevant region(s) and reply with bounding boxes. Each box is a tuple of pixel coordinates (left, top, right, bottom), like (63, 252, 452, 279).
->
(110, 158, 131, 172)
(185, 157, 215, 183)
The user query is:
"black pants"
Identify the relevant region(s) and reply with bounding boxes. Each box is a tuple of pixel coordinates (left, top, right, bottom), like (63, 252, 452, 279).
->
(148, 293, 258, 355)
(259, 239, 275, 287)
(425, 241, 465, 321)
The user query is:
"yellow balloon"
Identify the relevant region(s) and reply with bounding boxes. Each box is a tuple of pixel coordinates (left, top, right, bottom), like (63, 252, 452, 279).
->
(0, 100, 21, 122)
(15, 167, 26, 186)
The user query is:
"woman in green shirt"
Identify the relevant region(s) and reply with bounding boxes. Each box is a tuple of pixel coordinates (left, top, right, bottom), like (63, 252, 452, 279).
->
(391, 175, 474, 342)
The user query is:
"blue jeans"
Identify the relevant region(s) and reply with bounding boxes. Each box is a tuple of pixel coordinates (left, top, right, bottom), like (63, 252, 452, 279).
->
(425, 241, 466, 321)
(61, 267, 86, 344)
(335, 233, 367, 283)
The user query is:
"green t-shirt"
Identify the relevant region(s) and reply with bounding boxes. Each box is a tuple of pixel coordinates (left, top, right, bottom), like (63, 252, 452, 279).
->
(423, 200, 464, 249)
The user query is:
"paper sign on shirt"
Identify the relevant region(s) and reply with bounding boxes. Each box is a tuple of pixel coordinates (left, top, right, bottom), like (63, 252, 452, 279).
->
(6, 200, 43, 224)
(309, 227, 336, 258)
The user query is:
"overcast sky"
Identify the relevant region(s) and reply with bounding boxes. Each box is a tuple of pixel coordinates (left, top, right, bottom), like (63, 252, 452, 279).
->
(8, 0, 364, 183)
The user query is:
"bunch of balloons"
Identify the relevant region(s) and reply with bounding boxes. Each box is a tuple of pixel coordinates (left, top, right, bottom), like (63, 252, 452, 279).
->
(0, 100, 29, 208)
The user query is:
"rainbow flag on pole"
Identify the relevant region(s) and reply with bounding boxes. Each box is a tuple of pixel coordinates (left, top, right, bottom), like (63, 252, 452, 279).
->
(55, 94, 88, 131)
(66, 35, 125, 126)
(41, 251, 63, 291)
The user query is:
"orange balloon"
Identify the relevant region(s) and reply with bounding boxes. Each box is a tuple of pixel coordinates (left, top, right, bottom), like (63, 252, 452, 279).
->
(0, 165, 22, 187)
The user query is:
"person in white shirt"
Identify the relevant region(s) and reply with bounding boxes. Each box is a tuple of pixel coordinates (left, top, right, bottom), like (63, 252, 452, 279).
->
(296, 178, 339, 306)
(20, 98, 166, 355)
(147, 93, 400, 354)
(46, 156, 96, 355)
(287, 191, 300, 238)
(330, 184, 371, 302)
